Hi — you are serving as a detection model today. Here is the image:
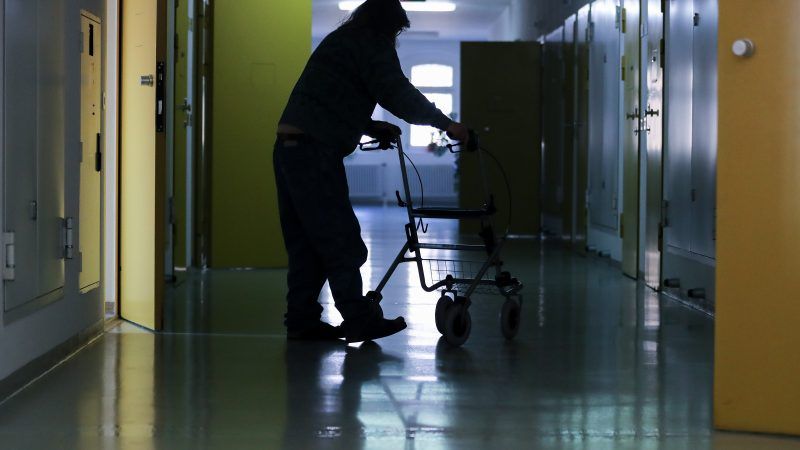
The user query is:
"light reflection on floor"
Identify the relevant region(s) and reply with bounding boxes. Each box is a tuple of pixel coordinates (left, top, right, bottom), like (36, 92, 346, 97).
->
(0, 206, 799, 449)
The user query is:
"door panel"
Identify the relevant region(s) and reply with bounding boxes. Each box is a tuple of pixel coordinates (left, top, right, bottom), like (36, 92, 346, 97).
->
(80, 14, 102, 293)
(542, 28, 565, 235)
(459, 42, 542, 236)
(643, 0, 665, 289)
(120, 0, 166, 330)
(621, 0, 641, 278)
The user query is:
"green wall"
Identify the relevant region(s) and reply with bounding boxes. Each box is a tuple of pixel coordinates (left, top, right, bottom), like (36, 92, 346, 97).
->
(211, 0, 311, 268)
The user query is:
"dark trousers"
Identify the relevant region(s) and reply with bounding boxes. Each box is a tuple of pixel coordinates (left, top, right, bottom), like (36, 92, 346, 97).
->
(273, 137, 369, 330)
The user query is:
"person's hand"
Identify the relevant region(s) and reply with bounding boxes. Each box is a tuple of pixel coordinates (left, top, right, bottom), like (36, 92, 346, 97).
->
(366, 120, 401, 139)
(446, 122, 470, 144)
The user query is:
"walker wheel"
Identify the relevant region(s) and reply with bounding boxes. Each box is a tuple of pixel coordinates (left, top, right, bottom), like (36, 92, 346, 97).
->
(443, 304, 472, 347)
(500, 298, 521, 340)
(435, 294, 452, 334)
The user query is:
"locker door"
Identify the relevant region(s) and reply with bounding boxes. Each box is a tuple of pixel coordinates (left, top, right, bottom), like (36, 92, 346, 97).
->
(588, 5, 606, 231)
(574, 6, 590, 255)
(80, 13, 102, 293)
(120, 0, 167, 330)
(621, 0, 641, 278)
(689, 0, 718, 259)
(642, 0, 665, 289)
(3, 0, 67, 313)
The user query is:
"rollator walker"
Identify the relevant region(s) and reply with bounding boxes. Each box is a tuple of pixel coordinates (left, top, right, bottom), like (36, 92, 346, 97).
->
(359, 127, 523, 346)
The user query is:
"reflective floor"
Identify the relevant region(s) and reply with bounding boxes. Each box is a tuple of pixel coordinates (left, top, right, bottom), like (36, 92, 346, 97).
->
(1, 206, 799, 449)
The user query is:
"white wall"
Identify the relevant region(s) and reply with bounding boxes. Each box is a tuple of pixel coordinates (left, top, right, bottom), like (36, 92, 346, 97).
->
(0, 0, 107, 384)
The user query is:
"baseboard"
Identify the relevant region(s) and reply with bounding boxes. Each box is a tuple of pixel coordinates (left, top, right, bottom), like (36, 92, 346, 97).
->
(0, 319, 105, 404)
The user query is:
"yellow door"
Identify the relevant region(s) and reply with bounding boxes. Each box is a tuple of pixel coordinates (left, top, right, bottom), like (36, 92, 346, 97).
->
(715, 0, 800, 436)
(120, 0, 166, 330)
(621, 1, 641, 278)
(80, 12, 102, 293)
(459, 42, 542, 236)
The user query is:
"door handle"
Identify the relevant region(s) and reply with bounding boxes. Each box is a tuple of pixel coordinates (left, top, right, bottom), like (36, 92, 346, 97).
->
(140, 74, 154, 86)
(645, 108, 660, 117)
(626, 107, 640, 120)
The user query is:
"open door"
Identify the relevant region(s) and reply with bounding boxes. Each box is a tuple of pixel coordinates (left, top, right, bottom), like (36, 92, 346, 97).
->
(621, 0, 641, 278)
(119, 0, 167, 330)
(642, 0, 665, 289)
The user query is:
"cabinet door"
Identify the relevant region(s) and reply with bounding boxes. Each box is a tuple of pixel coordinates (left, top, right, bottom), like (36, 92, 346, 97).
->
(621, 0, 642, 277)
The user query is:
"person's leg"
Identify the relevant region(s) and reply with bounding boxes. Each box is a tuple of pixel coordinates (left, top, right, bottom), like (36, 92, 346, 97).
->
(274, 142, 342, 340)
(275, 140, 405, 341)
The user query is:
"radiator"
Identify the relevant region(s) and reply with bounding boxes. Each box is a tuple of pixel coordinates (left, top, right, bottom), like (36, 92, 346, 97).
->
(346, 164, 456, 202)
(345, 165, 384, 200)
(409, 165, 457, 199)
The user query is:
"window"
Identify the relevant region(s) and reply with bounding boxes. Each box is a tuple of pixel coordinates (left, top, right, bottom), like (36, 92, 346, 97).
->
(410, 64, 454, 147)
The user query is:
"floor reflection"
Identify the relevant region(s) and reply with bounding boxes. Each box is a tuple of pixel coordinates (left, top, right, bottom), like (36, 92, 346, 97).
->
(0, 206, 799, 449)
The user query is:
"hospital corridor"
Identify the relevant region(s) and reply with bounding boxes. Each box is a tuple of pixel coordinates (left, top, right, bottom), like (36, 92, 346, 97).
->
(0, 0, 798, 449)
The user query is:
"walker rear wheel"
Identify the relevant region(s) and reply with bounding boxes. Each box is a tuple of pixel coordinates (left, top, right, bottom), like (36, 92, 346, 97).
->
(443, 304, 472, 347)
(435, 294, 452, 334)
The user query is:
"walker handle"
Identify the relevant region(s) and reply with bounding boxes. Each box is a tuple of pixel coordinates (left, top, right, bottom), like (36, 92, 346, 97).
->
(446, 130, 479, 153)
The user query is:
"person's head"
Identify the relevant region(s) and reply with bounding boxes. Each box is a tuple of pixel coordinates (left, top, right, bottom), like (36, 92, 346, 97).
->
(339, 0, 411, 46)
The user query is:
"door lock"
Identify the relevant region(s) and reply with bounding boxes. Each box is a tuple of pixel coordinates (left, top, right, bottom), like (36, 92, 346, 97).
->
(626, 107, 640, 120)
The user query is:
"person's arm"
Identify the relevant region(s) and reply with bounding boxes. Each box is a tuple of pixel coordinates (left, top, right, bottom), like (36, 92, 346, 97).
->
(361, 40, 452, 131)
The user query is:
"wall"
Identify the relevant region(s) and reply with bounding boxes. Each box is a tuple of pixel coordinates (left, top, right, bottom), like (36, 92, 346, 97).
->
(715, 0, 800, 436)
(0, 0, 106, 386)
(210, 0, 311, 268)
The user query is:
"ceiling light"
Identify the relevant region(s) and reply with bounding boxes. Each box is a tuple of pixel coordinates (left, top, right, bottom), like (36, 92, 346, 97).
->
(338, 1, 457, 12)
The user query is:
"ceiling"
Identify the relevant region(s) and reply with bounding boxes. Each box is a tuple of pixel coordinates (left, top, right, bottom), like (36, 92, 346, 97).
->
(312, 0, 514, 41)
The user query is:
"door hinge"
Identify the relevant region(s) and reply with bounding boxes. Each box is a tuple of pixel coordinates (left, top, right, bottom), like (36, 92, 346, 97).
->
(615, 6, 621, 29)
(63, 217, 75, 260)
(619, 213, 624, 239)
(587, 22, 595, 43)
(621, 55, 626, 81)
(660, 38, 665, 69)
(3, 232, 15, 281)
(661, 0, 666, 14)
(693, 13, 700, 27)
(621, 7, 627, 33)
(662, 200, 670, 227)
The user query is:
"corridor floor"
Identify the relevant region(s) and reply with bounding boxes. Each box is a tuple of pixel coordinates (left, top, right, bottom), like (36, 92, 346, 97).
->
(0, 206, 798, 449)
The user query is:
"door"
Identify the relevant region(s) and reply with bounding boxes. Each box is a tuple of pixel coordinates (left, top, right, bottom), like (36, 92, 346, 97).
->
(459, 42, 542, 236)
(642, 0, 665, 289)
(573, 6, 591, 255)
(621, 0, 641, 278)
(3, 0, 67, 314)
(120, 0, 167, 330)
(172, 0, 196, 270)
(80, 12, 102, 293)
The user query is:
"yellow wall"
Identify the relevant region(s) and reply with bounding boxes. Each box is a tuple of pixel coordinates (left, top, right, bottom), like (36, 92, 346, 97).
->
(715, 0, 800, 436)
(210, 0, 311, 268)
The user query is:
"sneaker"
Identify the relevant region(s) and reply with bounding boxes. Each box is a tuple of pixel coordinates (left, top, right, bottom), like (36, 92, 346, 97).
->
(287, 321, 345, 341)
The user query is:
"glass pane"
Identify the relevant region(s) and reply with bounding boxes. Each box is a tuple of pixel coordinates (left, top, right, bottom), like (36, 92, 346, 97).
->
(411, 64, 454, 88)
